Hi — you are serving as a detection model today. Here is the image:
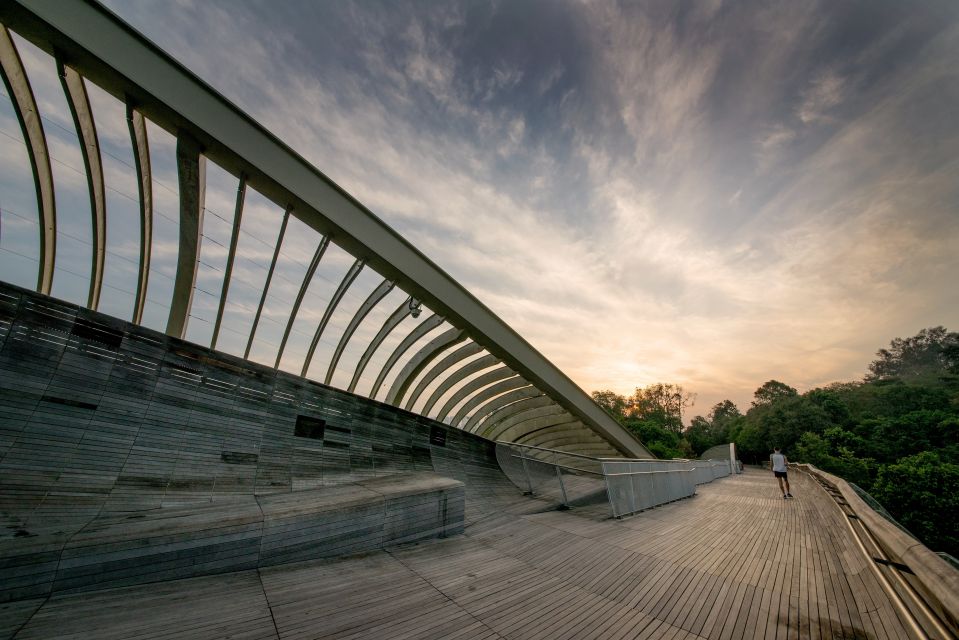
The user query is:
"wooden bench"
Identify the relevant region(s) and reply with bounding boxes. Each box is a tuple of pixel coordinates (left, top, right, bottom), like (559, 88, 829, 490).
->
(1, 472, 463, 600)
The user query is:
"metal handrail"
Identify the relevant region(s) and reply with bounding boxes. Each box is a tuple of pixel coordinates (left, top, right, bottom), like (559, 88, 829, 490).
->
(496, 442, 737, 518)
(604, 469, 694, 477)
(504, 452, 602, 477)
(499, 441, 624, 463)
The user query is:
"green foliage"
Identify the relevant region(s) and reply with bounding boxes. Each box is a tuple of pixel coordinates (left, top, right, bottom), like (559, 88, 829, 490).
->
(685, 399, 743, 455)
(867, 326, 959, 381)
(795, 430, 874, 487)
(588, 387, 696, 454)
(721, 327, 959, 555)
(624, 419, 688, 459)
(709, 400, 743, 427)
(684, 416, 714, 455)
(752, 380, 798, 407)
(591, 328, 959, 555)
(628, 383, 696, 433)
(872, 453, 959, 555)
(591, 390, 629, 423)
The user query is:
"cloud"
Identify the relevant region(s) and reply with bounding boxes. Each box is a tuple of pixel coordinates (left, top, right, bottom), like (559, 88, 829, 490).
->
(797, 70, 846, 124)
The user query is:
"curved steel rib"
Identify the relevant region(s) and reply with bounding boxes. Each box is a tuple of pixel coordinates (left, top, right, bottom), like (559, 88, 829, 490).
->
(485, 404, 569, 441)
(347, 297, 409, 393)
(385, 328, 466, 406)
(300, 258, 363, 377)
(447, 376, 529, 427)
(274, 235, 330, 369)
(166, 133, 206, 338)
(463, 387, 544, 433)
(325, 278, 394, 385)
(489, 408, 572, 442)
(210, 175, 244, 350)
(435, 366, 515, 422)
(421, 352, 499, 416)
(243, 206, 290, 357)
(0, 25, 55, 294)
(404, 342, 483, 411)
(58, 60, 104, 310)
(126, 104, 152, 325)
(370, 313, 445, 401)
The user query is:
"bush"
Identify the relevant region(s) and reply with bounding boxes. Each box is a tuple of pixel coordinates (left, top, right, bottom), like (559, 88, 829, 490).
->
(871, 452, 959, 557)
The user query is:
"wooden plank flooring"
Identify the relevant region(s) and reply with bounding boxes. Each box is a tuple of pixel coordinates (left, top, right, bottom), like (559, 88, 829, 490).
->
(3, 469, 909, 639)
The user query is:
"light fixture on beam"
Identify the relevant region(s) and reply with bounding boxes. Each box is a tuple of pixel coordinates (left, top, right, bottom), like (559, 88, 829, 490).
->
(408, 297, 422, 319)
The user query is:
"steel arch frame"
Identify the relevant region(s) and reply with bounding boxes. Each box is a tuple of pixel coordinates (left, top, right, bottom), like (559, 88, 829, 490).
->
(0, 0, 652, 458)
(402, 341, 483, 411)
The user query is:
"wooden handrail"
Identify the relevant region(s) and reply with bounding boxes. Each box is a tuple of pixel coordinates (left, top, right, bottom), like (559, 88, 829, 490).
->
(796, 463, 959, 637)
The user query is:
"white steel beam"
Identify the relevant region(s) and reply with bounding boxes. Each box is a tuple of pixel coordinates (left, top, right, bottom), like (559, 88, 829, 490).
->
(385, 327, 466, 406)
(300, 258, 362, 377)
(325, 278, 393, 385)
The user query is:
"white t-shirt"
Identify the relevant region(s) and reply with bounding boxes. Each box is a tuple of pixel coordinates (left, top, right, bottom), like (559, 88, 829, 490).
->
(770, 453, 787, 472)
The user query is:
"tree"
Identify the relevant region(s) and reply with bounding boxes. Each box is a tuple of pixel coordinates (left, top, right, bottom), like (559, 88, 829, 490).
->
(728, 417, 769, 464)
(752, 380, 798, 407)
(867, 326, 959, 381)
(757, 395, 831, 452)
(684, 400, 743, 455)
(805, 387, 852, 426)
(872, 452, 959, 556)
(591, 390, 629, 422)
(626, 420, 687, 459)
(709, 399, 742, 425)
(708, 400, 742, 442)
(684, 415, 714, 455)
(795, 432, 831, 468)
(628, 383, 696, 432)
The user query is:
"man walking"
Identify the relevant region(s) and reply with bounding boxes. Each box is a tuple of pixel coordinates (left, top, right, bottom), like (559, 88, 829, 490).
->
(770, 447, 793, 499)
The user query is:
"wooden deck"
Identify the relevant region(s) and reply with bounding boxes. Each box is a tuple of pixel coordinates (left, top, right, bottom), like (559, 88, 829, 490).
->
(2, 468, 909, 639)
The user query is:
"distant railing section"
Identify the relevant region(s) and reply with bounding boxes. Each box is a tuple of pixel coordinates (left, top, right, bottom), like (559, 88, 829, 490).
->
(700, 442, 743, 474)
(495, 443, 735, 518)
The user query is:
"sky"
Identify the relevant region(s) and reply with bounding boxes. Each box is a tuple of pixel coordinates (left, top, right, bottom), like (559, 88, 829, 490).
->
(2, 0, 958, 420)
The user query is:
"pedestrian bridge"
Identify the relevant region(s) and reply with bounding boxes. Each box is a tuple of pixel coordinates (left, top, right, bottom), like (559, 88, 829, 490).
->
(2, 467, 948, 640)
(0, 1, 957, 638)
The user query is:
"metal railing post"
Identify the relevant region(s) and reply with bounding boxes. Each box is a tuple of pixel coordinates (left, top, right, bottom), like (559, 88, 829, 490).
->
(519, 447, 533, 495)
(556, 466, 570, 510)
(602, 463, 618, 518)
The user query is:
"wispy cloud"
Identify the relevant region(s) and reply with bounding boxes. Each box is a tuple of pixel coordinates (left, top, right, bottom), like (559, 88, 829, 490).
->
(797, 70, 846, 124)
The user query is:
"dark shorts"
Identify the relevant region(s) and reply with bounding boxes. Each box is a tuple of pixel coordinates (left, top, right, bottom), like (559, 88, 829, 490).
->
(774, 471, 788, 479)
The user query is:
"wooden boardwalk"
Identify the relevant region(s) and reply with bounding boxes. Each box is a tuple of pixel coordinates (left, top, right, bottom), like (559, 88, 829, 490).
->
(2, 468, 909, 639)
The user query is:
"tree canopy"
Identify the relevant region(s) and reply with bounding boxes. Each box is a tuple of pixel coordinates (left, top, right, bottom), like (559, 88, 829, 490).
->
(590, 384, 695, 457)
(752, 380, 798, 407)
(867, 326, 959, 380)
